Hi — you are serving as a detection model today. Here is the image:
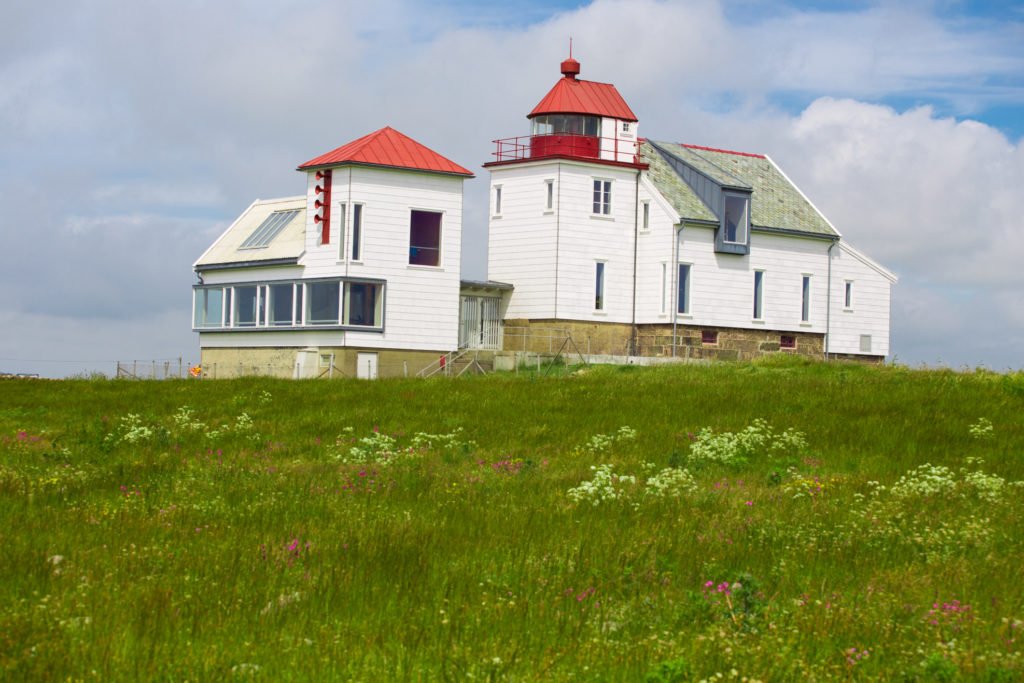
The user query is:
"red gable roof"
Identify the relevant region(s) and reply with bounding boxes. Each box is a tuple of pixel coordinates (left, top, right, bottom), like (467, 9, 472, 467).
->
(297, 126, 474, 177)
(528, 60, 637, 122)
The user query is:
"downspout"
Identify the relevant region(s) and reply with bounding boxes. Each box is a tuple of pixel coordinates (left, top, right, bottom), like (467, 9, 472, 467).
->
(554, 164, 561, 320)
(630, 169, 640, 356)
(825, 238, 837, 361)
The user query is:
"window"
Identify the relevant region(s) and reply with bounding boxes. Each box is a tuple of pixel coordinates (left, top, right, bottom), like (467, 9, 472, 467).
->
(593, 180, 611, 215)
(753, 270, 764, 320)
(660, 263, 667, 314)
(494, 186, 502, 216)
(723, 194, 749, 244)
(622, 121, 631, 133)
(801, 275, 811, 322)
(269, 283, 295, 326)
(344, 281, 383, 327)
(409, 210, 442, 266)
(307, 281, 340, 325)
(860, 334, 872, 353)
(351, 204, 363, 261)
(641, 201, 650, 230)
(844, 281, 853, 309)
(194, 288, 224, 328)
(545, 180, 554, 210)
(337, 203, 347, 260)
(594, 262, 605, 310)
(531, 114, 600, 137)
(780, 335, 796, 349)
(677, 263, 691, 315)
(702, 330, 718, 345)
(234, 286, 258, 327)
(239, 209, 301, 249)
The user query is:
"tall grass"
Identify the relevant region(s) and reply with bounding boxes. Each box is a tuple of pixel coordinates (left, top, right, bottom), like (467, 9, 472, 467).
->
(1, 360, 1022, 680)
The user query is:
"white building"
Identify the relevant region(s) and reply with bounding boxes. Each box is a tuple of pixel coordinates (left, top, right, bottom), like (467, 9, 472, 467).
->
(193, 126, 475, 378)
(485, 56, 895, 361)
(193, 57, 895, 376)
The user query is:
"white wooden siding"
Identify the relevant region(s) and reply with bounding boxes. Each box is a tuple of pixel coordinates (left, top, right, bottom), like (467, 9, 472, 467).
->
(827, 242, 893, 356)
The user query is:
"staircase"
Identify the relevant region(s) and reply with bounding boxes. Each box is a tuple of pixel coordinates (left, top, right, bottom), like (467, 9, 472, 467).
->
(416, 349, 494, 378)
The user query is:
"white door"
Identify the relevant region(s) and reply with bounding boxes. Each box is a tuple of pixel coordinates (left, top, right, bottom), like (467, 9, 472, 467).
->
(356, 352, 378, 380)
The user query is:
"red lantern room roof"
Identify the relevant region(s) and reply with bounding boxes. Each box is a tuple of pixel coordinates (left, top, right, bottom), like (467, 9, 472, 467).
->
(528, 57, 638, 122)
(297, 126, 474, 177)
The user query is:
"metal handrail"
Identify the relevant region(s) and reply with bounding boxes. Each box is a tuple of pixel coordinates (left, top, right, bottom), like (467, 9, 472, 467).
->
(491, 134, 640, 164)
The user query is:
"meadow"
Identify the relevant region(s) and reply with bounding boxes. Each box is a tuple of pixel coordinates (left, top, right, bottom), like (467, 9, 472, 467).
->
(1, 358, 1022, 681)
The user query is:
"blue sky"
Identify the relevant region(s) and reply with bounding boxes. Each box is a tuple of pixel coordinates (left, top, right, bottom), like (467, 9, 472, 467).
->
(0, 0, 1022, 375)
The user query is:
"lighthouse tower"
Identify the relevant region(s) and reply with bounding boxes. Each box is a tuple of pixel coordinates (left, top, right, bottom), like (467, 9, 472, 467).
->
(485, 55, 647, 343)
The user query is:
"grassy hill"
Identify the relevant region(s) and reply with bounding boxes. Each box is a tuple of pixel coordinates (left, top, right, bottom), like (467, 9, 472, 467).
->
(1, 359, 1022, 681)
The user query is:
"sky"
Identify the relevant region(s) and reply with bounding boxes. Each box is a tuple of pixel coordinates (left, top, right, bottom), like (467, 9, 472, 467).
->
(1, 0, 1022, 376)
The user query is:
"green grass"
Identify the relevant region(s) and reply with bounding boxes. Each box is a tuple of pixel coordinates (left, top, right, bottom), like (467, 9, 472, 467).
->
(1, 359, 1023, 681)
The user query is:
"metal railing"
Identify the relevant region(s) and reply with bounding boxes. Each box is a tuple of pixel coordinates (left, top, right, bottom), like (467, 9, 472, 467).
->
(491, 134, 640, 164)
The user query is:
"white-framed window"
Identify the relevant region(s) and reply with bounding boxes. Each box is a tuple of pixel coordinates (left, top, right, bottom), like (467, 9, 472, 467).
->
(677, 263, 691, 315)
(844, 280, 853, 310)
(594, 261, 606, 311)
(753, 270, 765, 320)
(723, 193, 749, 245)
(194, 279, 382, 331)
(337, 203, 347, 261)
(622, 121, 630, 133)
(409, 209, 442, 267)
(545, 179, 554, 211)
(660, 262, 667, 314)
(801, 275, 811, 323)
(641, 200, 650, 231)
(351, 203, 364, 262)
(593, 179, 611, 215)
(493, 185, 502, 216)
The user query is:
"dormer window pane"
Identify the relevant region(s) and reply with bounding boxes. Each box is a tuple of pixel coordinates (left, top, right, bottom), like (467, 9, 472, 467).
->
(723, 195, 749, 244)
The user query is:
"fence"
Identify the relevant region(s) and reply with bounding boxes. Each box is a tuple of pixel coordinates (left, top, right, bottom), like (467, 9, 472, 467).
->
(115, 359, 188, 380)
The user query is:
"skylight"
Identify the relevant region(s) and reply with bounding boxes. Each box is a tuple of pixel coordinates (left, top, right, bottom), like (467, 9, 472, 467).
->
(239, 210, 300, 249)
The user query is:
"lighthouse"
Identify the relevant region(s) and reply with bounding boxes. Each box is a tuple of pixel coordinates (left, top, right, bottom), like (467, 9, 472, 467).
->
(485, 55, 648, 344)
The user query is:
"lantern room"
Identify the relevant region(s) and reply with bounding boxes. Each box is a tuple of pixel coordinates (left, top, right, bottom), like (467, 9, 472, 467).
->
(486, 55, 643, 167)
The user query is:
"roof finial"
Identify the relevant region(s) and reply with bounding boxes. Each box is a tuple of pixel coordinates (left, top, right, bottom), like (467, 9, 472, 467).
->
(560, 40, 580, 80)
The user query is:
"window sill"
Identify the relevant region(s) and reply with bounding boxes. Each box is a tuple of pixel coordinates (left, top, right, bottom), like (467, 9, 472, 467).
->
(676, 313, 692, 320)
(543, 210, 554, 215)
(592, 310, 607, 316)
(492, 214, 502, 220)
(751, 319, 765, 324)
(843, 307, 854, 313)
(590, 214, 615, 221)
(407, 265, 444, 272)
(799, 322, 813, 328)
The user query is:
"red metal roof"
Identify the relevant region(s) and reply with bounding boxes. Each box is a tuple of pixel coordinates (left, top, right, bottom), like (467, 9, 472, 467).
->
(297, 126, 474, 177)
(682, 143, 765, 159)
(528, 65, 638, 122)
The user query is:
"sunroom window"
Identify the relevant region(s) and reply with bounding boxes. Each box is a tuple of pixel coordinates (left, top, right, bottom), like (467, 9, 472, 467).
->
(307, 281, 340, 325)
(344, 282, 384, 327)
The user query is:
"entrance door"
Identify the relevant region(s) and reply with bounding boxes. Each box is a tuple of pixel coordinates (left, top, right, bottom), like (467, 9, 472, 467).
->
(356, 352, 378, 379)
(460, 296, 501, 349)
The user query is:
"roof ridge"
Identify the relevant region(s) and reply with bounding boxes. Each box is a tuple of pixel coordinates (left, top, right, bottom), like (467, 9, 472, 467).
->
(683, 143, 765, 159)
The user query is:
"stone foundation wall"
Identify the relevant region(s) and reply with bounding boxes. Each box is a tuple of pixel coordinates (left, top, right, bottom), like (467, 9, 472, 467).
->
(502, 319, 827, 362)
(199, 347, 448, 379)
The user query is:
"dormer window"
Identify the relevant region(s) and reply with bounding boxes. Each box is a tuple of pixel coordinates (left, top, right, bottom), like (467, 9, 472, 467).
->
(714, 191, 751, 254)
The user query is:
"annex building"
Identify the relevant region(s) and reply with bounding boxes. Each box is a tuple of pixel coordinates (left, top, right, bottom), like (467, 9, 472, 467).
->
(193, 56, 895, 378)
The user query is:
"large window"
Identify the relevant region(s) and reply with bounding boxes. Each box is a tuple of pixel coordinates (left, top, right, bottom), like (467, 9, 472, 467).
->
(593, 180, 611, 215)
(194, 288, 224, 328)
(594, 262, 605, 311)
(677, 264, 691, 315)
(344, 282, 383, 327)
(194, 279, 381, 330)
(234, 286, 258, 327)
(409, 210, 442, 266)
(753, 270, 764, 320)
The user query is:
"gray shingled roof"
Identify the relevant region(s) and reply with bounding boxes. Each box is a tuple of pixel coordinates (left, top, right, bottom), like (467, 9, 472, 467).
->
(642, 140, 837, 237)
(639, 141, 716, 222)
